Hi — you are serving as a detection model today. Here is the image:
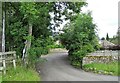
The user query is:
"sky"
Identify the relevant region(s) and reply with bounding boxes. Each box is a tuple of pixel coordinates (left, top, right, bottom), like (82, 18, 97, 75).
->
(81, 0, 119, 38)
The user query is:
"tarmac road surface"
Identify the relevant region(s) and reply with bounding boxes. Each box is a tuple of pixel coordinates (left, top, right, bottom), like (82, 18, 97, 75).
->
(36, 50, 118, 81)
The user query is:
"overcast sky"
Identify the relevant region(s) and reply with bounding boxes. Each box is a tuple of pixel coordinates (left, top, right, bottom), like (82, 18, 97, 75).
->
(82, 0, 119, 38)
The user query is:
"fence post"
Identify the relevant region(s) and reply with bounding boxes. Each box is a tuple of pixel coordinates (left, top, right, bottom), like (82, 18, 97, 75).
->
(3, 59, 6, 74)
(13, 52, 16, 69)
(13, 60, 16, 69)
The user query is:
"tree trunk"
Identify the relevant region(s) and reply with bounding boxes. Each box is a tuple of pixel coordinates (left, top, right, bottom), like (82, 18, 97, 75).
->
(27, 22, 32, 49)
(23, 22, 32, 67)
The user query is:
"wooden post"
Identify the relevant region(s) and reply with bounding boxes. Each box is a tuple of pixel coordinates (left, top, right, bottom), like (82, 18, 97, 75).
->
(3, 59, 6, 74)
(13, 53, 16, 69)
(13, 60, 16, 69)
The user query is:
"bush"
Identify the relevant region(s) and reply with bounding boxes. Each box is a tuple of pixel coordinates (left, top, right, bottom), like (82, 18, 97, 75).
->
(71, 60, 81, 68)
(27, 36, 53, 67)
(60, 13, 99, 68)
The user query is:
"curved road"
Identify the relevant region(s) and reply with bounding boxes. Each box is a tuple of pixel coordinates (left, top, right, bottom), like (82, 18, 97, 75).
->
(36, 50, 118, 81)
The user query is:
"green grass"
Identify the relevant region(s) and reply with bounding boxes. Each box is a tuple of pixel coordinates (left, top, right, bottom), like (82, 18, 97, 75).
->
(83, 61, 119, 76)
(2, 66, 40, 81)
(0, 75, 2, 83)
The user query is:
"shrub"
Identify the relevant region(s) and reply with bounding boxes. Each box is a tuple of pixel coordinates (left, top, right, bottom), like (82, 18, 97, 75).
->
(60, 13, 99, 68)
(27, 36, 54, 67)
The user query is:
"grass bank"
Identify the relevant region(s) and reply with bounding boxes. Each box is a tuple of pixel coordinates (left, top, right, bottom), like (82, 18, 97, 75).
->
(2, 66, 40, 81)
(83, 61, 119, 76)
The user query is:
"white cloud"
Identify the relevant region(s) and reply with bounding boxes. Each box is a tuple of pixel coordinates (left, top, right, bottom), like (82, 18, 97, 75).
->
(82, 0, 119, 38)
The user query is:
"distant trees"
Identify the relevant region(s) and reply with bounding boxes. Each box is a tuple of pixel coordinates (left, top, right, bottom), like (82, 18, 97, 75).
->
(101, 33, 109, 41)
(101, 37, 105, 40)
(106, 33, 109, 41)
(109, 28, 119, 45)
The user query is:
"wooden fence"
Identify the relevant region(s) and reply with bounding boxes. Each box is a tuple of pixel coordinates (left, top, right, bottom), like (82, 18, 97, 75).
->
(0, 51, 16, 74)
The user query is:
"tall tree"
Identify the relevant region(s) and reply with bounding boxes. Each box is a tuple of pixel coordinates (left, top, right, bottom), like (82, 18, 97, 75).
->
(5, 2, 54, 66)
(50, 2, 87, 33)
(106, 33, 109, 41)
(20, 2, 38, 56)
(60, 13, 99, 68)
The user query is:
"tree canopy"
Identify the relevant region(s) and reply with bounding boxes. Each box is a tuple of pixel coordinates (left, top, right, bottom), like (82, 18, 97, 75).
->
(3, 2, 88, 66)
(2, 1, 100, 68)
(60, 13, 100, 68)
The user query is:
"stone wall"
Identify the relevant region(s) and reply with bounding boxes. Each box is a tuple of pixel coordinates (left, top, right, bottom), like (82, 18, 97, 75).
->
(83, 50, 119, 65)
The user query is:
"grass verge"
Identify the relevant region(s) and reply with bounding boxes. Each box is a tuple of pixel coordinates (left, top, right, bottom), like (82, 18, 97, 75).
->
(0, 74, 2, 83)
(2, 66, 40, 81)
(83, 61, 119, 76)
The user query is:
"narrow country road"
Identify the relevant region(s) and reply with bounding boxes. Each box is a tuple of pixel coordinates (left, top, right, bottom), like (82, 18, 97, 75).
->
(36, 50, 118, 81)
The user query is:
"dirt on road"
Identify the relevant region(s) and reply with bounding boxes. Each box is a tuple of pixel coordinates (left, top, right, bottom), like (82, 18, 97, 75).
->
(36, 50, 118, 81)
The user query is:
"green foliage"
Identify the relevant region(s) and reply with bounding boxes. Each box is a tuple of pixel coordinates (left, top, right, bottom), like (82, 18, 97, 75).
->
(6, 19, 27, 56)
(5, 2, 88, 67)
(20, 2, 39, 24)
(27, 36, 54, 66)
(71, 60, 81, 68)
(2, 66, 40, 81)
(60, 13, 99, 68)
(109, 36, 118, 44)
(109, 28, 119, 44)
(28, 47, 39, 66)
(51, 2, 87, 29)
(83, 61, 119, 76)
(5, 2, 52, 59)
